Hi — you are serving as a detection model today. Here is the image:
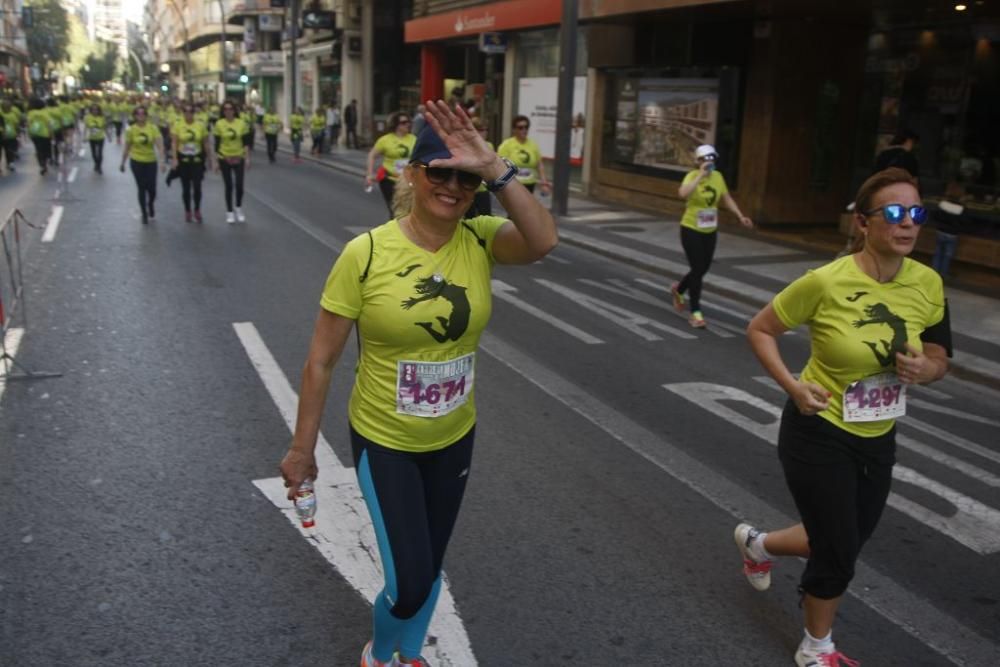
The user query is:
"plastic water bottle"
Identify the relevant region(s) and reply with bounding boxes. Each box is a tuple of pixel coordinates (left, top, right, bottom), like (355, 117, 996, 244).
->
(294, 478, 317, 528)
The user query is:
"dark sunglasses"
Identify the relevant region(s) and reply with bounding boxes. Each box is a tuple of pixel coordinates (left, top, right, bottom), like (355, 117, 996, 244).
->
(863, 203, 928, 225)
(416, 164, 481, 191)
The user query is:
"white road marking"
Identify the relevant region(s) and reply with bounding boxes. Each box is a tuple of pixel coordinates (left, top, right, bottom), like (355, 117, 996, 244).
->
(587, 278, 735, 338)
(492, 279, 603, 345)
(67, 167, 78, 183)
(952, 349, 1000, 381)
(233, 322, 477, 667)
(665, 382, 1000, 555)
(559, 229, 778, 303)
(476, 332, 995, 665)
(78, 148, 86, 157)
(539, 253, 571, 264)
(42, 206, 64, 243)
(535, 278, 695, 341)
(908, 397, 1000, 427)
(0, 328, 25, 402)
(751, 375, 1000, 485)
(909, 383, 952, 401)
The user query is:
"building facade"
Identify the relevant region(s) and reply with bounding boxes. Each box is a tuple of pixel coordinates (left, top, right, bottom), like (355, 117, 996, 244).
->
(0, 0, 29, 95)
(406, 0, 1000, 237)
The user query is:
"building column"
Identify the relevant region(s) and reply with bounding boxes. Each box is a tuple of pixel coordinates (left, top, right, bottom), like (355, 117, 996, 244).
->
(420, 44, 445, 103)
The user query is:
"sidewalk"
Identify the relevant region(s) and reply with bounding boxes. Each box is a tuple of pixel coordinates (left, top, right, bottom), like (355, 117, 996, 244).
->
(265, 134, 1000, 384)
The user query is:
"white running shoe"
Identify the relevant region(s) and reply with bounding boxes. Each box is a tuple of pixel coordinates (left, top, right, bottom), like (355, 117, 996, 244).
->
(795, 642, 860, 667)
(360, 640, 398, 667)
(236, 207, 245, 222)
(226, 211, 236, 224)
(734, 523, 772, 591)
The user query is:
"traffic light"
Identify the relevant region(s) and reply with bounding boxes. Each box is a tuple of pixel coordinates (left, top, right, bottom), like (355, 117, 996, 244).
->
(160, 83, 169, 92)
(238, 66, 249, 84)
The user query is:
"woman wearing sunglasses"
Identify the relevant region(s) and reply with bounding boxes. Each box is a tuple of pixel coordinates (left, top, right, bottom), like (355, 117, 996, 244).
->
(280, 100, 557, 667)
(673, 143, 753, 328)
(497, 115, 550, 195)
(214, 100, 251, 223)
(738, 168, 951, 667)
(119, 105, 166, 225)
(366, 112, 417, 215)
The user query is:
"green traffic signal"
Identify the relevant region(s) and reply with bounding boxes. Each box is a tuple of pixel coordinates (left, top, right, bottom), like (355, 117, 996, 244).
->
(239, 74, 249, 84)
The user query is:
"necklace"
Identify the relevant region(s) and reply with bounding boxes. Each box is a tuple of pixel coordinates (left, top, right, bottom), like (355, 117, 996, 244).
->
(401, 216, 450, 283)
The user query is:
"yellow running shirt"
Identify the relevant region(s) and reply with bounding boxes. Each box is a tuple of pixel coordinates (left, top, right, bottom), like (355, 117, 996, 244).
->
(263, 113, 281, 135)
(320, 216, 507, 452)
(28, 109, 51, 138)
(372, 132, 417, 181)
(126, 123, 161, 162)
(680, 169, 729, 233)
(772, 255, 946, 437)
(497, 137, 542, 185)
(173, 119, 208, 161)
(214, 117, 248, 159)
(85, 114, 106, 141)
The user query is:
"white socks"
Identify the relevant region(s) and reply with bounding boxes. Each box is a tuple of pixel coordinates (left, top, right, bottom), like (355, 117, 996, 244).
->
(802, 628, 834, 652)
(748, 531, 773, 561)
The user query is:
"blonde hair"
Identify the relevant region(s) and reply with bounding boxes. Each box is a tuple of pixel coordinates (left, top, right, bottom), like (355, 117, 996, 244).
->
(391, 173, 413, 219)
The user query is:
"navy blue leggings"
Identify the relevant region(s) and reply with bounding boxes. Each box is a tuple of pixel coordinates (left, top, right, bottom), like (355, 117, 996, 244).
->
(351, 424, 474, 662)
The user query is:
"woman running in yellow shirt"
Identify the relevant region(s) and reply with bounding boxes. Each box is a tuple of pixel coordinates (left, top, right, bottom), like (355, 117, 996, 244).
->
(119, 105, 166, 225)
(214, 100, 251, 223)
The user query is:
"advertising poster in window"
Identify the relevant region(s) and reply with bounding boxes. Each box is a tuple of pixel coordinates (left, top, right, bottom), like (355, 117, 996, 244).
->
(517, 76, 588, 164)
(625, 78, 718, 173)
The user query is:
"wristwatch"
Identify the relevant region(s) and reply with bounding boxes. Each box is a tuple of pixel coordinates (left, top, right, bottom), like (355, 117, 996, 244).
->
(485, 157, 518, 193)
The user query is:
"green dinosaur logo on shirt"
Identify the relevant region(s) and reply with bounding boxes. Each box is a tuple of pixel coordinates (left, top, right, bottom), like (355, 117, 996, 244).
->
(701, 183, 718, 207)
(852, 303, 908, 367)
(401, 275, 471, 343)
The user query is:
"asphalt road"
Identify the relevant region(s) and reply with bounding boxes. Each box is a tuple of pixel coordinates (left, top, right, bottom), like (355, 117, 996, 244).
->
(1, 141, 998, 667)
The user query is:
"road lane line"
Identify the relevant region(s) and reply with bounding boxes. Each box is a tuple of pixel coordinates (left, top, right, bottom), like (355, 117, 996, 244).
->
(42, 206, 63, 243)
(587, 278, 736, 338)
(908, 397, 1000, 427)
(78, 148, 86, 158)
(67, 167, 78, 183)
(492, 279, 603, 345)
(535, 278, 695, 341)
(474, 332, 994, 664)
(233, 322, 477, 667)
(246, 189, 346, 251)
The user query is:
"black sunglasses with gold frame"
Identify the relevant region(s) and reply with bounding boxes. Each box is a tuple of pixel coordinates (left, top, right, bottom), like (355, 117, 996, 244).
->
(414, 163, 482, 191)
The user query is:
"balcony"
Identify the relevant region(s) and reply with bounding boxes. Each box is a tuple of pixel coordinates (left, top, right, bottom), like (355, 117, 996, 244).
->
(226, 0, 285, 25)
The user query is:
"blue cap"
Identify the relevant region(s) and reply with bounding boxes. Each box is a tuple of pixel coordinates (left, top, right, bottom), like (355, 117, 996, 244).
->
(410, 124, 452, 165)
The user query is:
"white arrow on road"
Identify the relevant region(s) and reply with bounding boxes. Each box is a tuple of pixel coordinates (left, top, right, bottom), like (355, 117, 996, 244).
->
(233, 321, 477, 666)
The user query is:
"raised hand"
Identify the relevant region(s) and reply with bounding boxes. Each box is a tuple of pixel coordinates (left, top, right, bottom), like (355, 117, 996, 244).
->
(421, 100, 502, 180)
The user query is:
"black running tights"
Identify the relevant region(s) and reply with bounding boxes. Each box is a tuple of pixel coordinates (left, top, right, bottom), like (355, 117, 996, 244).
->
(677, 226, 718, 313)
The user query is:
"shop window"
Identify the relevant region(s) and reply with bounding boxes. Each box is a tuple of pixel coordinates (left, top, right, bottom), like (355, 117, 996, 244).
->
(857, 22, 1000, 238)
(600, 67, 744, 187)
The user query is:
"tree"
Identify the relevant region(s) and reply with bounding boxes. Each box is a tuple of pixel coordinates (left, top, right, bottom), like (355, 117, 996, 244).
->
(80, 41, 120, 89)
(24, 0, 70, 78)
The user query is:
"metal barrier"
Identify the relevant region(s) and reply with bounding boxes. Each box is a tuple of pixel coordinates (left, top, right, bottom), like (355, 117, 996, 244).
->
(0, 209, 61, 381)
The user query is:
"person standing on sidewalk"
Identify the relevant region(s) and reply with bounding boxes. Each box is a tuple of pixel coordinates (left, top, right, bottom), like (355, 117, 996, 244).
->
(289, 107, 305, 163)
(672, 144, 753, 328)
(497, 115, 550, 195)
(326, 102, 340, 151)
(344, 99, 358, 149)
(738, 167, 951, 667)
(119, 105, 165, 225)
(214, 100, 251, 224)
(84, 103, 107, 174)
(171, 102, 213, 223)
(366, 112, 416, 216)
(279, 100, 557, 667)
(873, 129, 919, 180)
(262, 107, 282, 163)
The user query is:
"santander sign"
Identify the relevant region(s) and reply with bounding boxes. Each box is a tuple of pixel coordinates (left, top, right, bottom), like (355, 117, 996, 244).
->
(454, 12, 497, 33)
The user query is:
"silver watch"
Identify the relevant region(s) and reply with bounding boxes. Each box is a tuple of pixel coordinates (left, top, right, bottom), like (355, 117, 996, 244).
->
(485, 157, 518, 193)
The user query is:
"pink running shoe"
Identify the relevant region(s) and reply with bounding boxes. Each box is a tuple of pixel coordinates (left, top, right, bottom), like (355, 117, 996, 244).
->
(360, 640, 398, 667)
(795, 644, 860, 667)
